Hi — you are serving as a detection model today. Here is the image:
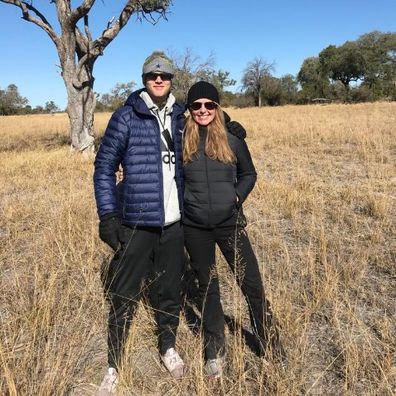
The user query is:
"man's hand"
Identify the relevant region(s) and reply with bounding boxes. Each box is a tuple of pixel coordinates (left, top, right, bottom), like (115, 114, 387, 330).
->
(99, 214, 124, 251)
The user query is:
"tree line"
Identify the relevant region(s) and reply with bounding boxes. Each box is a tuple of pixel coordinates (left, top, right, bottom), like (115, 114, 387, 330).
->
(0, 84, 60, 115)
(95, 31, 396, 110)
(2, 30, 395, 116)
(297, 31, 396, 104)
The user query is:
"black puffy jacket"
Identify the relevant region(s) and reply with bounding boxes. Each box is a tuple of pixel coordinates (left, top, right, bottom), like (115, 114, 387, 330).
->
(183, 126, 257, 228)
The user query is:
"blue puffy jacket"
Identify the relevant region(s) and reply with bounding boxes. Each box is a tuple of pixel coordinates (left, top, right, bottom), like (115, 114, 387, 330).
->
(93, 89, 185, 227)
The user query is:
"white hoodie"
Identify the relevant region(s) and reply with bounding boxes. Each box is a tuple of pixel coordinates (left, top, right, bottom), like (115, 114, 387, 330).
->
(140, 91, 181, 225)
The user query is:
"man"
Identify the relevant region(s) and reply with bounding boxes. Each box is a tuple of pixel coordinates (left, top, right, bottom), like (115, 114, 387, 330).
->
(94, 51, 185, 395)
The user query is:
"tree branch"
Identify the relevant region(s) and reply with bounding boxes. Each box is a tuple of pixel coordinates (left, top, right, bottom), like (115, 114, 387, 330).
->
(73, 52, 93, 89)
(90, 1, 139, 58)
(1, 0, 59, 46)
(84, 14, 93, 42)
(75, 26, 89, 53)
(71, 0, 96, 24)
(91, 0, 170, 58)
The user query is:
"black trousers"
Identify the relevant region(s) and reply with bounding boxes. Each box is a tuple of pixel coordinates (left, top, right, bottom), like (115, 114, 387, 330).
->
(101, 221, 184, 369)
(184, 224, 281, 359)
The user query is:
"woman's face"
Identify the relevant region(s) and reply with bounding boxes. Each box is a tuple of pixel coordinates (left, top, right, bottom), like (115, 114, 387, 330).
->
(190, 99, 217, 126)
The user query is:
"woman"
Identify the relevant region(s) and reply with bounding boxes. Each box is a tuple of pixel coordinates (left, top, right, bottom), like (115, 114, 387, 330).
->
(183, 81, 284, 378)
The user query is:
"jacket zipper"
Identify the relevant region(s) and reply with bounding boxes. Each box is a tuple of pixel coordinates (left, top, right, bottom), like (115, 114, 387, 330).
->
(153, 109, 165, 228)
(204, 141, 212, 227)
(171, 115, 183, 220)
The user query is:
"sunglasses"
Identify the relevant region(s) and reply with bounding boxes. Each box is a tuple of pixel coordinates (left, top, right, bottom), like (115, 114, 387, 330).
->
(145, 72, 173, 81)
(190, 101, 218, 111)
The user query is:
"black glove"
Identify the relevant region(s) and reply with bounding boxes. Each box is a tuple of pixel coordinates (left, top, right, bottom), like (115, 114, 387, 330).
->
(99, 214, 123, 251)
(227, 121, 247, 139)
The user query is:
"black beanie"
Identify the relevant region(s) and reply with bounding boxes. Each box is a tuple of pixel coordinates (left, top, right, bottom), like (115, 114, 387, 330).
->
(187, 81, 220, 105)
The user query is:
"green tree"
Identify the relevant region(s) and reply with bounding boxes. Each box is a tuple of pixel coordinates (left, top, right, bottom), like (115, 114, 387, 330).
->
(0, 84, 28, 115)
(297, 57, 330, 102)
(206, 69, 236, 100)
(34, 105, 44, 114)
(357, 31, 396, 99)
(319, 42, 366, 100)
(260, 75, 282, 106)
(279, 74, 298, 104)
(96, 81, 135, 111)
(44, 101, 60, 113)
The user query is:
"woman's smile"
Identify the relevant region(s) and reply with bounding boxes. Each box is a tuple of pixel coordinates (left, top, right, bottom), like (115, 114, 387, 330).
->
(191, 99, 216, 126)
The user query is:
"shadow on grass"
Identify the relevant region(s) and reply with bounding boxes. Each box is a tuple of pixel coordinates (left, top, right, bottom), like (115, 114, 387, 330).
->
(181, 266, 261, 356)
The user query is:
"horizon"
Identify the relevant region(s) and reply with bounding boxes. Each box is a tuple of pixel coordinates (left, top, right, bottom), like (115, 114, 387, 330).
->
(1, 0, 395, 109)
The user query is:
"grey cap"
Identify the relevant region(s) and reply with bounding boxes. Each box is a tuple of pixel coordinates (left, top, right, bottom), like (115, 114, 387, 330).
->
(142, 50, 175, 76)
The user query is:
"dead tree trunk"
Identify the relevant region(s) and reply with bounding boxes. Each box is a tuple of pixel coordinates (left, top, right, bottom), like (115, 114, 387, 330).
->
(1, 0, 171, 153)
(64, 77, 96, 153)
(58, 28, 97, 153)
(57, 13, 97, 153)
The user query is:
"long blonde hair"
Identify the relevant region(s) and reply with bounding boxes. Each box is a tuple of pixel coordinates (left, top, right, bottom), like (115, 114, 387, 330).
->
(183, 106, 236, 164)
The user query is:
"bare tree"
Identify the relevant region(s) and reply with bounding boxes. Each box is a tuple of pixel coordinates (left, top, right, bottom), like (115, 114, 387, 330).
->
(242, 57, 275, 107)
(0, 0, 171, 153)
(169, 48, 216, 102)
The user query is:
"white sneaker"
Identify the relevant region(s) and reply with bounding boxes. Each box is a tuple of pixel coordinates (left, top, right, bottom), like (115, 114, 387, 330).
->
(97, 367, 118, 396)
(161, 348, 185, 379)
(204, 358, 222, 379)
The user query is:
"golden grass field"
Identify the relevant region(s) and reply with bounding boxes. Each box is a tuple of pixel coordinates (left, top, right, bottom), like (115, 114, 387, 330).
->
(0, 102, 395, 395)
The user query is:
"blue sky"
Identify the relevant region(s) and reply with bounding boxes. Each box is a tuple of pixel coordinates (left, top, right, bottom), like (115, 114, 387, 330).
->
(1, 0, 395, 109)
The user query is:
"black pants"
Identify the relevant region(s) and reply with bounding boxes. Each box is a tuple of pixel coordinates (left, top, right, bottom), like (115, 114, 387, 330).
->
(184, 224, 281, 359)
(101, 221, 184, 369)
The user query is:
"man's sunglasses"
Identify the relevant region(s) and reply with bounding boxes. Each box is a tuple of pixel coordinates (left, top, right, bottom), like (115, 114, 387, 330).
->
(190, 101, 218, 111)
(145, 72, 173, 81)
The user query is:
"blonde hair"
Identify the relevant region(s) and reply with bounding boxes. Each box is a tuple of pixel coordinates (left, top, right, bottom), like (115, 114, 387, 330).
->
(183, 106, 236, 164)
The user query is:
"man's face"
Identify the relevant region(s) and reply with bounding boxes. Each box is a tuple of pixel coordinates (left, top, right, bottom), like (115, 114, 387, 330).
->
(145, 72, 172, 103)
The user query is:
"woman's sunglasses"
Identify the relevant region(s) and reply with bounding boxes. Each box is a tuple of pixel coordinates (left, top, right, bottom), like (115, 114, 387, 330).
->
(189, 101, 218, 111)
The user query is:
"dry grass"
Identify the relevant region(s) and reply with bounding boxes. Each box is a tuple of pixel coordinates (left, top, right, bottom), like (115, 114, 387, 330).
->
(0, 102, 395, 395)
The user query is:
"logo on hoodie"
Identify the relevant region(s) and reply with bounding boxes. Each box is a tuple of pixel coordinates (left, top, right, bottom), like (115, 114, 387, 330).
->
(161, 129, 175, 167)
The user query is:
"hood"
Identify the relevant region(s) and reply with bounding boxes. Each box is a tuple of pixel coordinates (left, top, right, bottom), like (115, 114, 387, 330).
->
(140, 90, 176, 116)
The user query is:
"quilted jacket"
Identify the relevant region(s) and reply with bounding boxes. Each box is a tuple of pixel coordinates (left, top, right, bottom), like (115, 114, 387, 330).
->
(93, 89, 185, 227)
